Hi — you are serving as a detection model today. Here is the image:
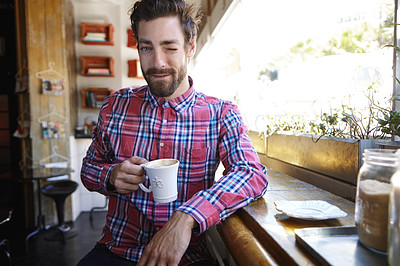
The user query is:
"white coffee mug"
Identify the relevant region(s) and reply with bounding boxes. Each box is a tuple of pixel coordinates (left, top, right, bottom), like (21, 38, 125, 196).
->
(139, 159, 179, 203)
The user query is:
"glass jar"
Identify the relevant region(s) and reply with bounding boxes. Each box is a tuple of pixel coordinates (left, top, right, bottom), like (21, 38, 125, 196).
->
(355, 149, 400, 254)
(388, 170, 400, 266)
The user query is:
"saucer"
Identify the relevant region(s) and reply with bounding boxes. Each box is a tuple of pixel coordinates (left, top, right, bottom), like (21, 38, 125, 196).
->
(274, 200, 347, 220)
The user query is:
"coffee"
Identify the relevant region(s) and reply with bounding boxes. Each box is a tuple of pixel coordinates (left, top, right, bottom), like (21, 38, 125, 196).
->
(356, 179, 391, 252)
(146, 159, 177, 168)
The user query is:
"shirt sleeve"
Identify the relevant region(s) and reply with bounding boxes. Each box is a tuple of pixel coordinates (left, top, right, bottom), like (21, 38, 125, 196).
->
(80, 98, 118, 196)
(177, 103, 269, 233)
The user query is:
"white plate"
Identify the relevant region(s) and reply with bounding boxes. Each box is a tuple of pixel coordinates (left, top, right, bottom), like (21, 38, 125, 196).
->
(274, 200, 347, 221)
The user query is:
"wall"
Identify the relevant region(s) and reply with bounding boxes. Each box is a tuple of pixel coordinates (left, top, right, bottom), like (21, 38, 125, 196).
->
(24, 0, 76, 226)
(72, 0, 145, 126)
(70, 136, 101, 220)
(70, 0, 146, 219)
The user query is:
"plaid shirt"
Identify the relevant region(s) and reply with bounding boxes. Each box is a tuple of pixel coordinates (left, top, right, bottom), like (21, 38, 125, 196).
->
(81, 77, 269, 264)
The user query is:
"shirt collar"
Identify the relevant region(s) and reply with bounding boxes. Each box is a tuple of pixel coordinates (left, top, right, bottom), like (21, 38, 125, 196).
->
(146, 76, 195, 112)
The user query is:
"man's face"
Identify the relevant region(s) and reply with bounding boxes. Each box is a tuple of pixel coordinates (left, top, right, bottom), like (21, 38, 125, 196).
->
(137, 16, 195, 100)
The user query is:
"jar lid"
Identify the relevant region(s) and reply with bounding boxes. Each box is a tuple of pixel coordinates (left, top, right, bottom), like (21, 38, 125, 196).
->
(363, 149, 400, 165)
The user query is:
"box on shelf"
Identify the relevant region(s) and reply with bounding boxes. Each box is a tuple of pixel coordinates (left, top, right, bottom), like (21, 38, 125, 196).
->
(128, 59, 143, 78)
(80, 56, 114, 77)
(127, 29, 137, 48)
(80, 22, 114, 45)
(81, 88, 111, 109)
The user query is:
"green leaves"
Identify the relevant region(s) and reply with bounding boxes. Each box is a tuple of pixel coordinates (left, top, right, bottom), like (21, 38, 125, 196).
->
(378, 110, 400, 137)
(258, 83, 398, 140)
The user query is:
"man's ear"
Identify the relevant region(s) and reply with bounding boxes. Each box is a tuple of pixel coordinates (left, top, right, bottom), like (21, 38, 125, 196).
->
(187, 41, 196, 58)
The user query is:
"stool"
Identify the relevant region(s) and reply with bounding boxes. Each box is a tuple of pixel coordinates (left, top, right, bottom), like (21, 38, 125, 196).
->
(0, 210, 12, 266)
(41, 180, 78, 243)
(89, 196, 108, 222)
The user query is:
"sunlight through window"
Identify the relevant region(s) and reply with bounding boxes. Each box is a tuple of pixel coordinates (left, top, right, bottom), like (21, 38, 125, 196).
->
(192, 0, 394, 132)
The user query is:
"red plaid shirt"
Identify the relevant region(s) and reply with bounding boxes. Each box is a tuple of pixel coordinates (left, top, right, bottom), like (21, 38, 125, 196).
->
(81, 78, 269, 264)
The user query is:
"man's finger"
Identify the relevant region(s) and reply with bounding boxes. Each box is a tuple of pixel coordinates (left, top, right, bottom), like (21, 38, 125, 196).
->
(128, 156, 148, 165)
(137, 247, 150, 266)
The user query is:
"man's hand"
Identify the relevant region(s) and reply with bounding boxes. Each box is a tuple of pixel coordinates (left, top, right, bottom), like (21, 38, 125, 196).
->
(109, 156, 148, 194)
(138, 211, 197, 266)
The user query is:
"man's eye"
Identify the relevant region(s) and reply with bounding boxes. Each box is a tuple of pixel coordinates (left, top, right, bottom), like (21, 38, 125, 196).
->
(140, 47, 150, 52)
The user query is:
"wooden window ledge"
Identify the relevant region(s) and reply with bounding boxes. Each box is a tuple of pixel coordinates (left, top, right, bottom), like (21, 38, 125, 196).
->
(217, 167, 356, 265)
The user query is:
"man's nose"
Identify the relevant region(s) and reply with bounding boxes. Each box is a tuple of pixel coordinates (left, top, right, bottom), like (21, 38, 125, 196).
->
(153, 49, 166, 68)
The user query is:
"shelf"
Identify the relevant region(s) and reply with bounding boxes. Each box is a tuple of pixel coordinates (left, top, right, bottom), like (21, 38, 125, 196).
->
(80, 22, 114, 45)
(80, 56, 114, 77)
(75, 133, 92, 139)
(128, 59, 144, 78)
(127, 29, 137, 49)
(81, 88, 111, 109)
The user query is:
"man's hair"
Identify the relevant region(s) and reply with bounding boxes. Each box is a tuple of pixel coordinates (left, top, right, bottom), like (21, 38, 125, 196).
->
(129, 0, 203, 47)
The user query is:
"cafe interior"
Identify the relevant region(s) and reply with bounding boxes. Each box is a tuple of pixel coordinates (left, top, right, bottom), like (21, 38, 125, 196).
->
(0, 0, 399, 265)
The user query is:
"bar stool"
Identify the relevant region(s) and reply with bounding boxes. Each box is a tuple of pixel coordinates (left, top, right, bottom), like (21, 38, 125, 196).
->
(0, 210, 12, 266)
(41, 180, 78, 243)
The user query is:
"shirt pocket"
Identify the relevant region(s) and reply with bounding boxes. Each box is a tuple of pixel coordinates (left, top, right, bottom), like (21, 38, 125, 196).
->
(183, 144, 208, 160)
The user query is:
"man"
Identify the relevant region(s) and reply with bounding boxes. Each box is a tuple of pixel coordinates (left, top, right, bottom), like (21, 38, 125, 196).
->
(78, 0, 269, 265)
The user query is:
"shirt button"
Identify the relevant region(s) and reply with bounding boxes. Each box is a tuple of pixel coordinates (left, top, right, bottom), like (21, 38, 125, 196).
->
(164, 102, 169, 107)
(155, 226, 161, 231)
(160, 143, 164, 147)
(163, 119, 167, 124)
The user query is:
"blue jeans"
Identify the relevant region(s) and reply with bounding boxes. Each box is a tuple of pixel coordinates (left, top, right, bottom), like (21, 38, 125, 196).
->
(76, 244, 137, 266)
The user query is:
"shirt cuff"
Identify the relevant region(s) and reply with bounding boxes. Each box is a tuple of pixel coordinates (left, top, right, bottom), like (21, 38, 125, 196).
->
(103, 164, 118, 194)
(177, 195, 221, 233)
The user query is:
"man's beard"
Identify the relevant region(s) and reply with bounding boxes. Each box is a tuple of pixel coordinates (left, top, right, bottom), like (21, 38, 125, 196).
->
(142, 64, 187, 98)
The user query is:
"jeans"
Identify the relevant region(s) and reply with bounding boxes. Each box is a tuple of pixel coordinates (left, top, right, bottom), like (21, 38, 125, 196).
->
(77, 244, 217, 266)
(76, 244, 136, 266)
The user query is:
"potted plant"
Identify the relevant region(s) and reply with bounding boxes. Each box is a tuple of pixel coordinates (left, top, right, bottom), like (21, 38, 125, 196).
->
(253, 82, 399, 186)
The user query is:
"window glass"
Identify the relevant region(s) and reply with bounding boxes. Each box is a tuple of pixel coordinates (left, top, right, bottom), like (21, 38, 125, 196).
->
(192, 0, 394, 132)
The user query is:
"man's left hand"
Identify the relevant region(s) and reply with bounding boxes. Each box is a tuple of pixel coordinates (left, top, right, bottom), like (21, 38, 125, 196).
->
(138, 211, 197, 266)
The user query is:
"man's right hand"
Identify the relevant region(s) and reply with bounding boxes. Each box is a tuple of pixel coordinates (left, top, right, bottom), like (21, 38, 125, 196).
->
(108, 156, 148, 194)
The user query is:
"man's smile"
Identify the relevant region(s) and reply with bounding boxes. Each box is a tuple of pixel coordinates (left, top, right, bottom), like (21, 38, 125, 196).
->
(152, 73, 170, 78)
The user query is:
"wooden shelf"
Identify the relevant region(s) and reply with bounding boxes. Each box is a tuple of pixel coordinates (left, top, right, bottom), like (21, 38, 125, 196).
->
(80, 56, 114, 77)
(81, 88, 111, 109)
(128, 59, 144, 78)
(127, 29, 137, 49)
(80, 22, 114, 45)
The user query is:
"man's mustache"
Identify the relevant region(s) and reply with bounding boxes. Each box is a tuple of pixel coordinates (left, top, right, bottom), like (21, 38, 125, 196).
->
(146, 68, 176, 75)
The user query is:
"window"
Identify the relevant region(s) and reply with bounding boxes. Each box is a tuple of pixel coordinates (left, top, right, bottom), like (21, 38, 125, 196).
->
(192, 0, 395, 132)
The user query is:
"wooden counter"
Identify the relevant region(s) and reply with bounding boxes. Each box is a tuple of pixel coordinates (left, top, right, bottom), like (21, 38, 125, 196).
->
(217, 168, 356, 265)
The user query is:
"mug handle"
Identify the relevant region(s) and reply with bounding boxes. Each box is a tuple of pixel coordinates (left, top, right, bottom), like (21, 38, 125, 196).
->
(139, 164, 152, 193)
(139, 183, 152, 193)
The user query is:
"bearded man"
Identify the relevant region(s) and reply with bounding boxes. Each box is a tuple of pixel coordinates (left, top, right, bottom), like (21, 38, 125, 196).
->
(78, 0, 269, 265)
